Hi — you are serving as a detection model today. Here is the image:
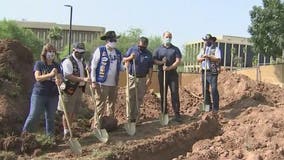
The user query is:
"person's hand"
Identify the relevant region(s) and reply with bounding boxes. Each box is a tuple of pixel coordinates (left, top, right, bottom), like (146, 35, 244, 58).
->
(50, 68, 58, 77)
(55, 77, 62, 86)
(162, 57, 167, 64)
(91, 82, 97, 89)
(163, 65, 170, 71)
(130, 53, 136, 59)
(83, 77, 91, 83)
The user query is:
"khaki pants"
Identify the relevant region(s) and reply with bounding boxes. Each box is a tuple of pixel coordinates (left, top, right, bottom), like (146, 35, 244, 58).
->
(93, 85, 118, 128)
(126, 75, 146, 122)
(58, 87, 83, 114)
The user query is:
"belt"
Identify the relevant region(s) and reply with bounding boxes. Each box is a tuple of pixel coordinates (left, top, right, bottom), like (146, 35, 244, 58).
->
(202, 69, 211, 72)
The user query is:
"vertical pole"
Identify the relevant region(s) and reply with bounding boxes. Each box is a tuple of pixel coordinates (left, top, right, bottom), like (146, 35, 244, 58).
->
(65, 5, 73, 55)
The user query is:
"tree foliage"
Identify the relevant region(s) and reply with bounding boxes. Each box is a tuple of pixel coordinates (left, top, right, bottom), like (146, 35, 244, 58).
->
(0, 19, 43, 60)
(48, 26, 63, 41)
(248, 0, 284, 56)
(59, 28, 162, 63)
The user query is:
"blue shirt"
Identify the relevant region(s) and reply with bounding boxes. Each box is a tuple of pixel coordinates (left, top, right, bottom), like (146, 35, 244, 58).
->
(32, 61, 61, 96)
(153, 44, 182, 72)
(125, 45, 153, 77)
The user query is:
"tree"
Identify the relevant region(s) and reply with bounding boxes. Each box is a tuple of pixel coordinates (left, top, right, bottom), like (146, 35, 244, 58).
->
(59, 28, 162, 64)
(48, 26, 63, 50)
(0, 19, 42, 60)
(248, 0, 284, 57)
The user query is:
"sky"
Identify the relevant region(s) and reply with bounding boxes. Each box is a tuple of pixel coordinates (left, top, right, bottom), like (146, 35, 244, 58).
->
(1, 0, 263, 50)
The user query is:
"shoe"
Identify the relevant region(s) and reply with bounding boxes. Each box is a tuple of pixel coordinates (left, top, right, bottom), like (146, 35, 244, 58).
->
(174, 115, 182, 123)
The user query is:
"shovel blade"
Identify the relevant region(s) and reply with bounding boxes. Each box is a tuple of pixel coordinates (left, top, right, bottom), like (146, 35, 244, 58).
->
(94, 129, 109, 143)
(68, 138, 82, 155)
(124, 122, 136, 136)
(199, 103, 210, 112)
(159, 113, 169, 126)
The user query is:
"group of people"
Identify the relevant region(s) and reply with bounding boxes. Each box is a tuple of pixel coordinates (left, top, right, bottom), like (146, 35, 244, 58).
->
(22, 30, 221, 142)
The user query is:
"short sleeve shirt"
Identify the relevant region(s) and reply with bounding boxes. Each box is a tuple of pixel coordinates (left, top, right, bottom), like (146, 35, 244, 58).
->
(32, 61, 61, 96)
(125, 45, 153, 76)
(153, 44, 182, 72)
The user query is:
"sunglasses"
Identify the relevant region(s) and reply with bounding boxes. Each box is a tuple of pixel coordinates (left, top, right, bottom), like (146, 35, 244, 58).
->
(109, 39, 117, 42)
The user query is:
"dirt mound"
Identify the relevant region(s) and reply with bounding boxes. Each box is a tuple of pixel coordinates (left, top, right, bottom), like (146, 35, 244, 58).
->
(0, 40, 34, 135)
(1, 40, 284, 160)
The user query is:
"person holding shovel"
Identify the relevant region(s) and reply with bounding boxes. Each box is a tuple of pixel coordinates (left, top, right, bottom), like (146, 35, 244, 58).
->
(58, 42, 90, 140)
(22, 43, 62, 140)
(197, 34, 221, 113)
(90, 31, 124, 131)
(124, 36, 153, 123)
(153, 31, 182, 123)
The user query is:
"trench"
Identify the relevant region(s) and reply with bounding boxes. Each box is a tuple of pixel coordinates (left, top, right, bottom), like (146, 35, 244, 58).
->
(108, 114, 221, 160)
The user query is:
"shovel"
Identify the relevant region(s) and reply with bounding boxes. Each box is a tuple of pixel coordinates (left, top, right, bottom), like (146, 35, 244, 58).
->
(57, 86, 82, 155)
(124, 59, 137, 136)
(86, 70, 109, 143)
(199, 47, 210, 112)
(159, 63, 169, 126)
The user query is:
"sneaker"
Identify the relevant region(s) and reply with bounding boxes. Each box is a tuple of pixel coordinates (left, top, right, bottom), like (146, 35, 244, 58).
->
(174, 115, 183, 123)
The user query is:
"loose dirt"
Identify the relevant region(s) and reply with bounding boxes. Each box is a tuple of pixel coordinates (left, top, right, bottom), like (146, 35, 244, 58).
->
(0, 40, 283, 160)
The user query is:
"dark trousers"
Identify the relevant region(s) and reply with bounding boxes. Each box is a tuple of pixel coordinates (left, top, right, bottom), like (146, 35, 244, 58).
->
(158, 71, 180, 116)
(201, 71, 219, 111)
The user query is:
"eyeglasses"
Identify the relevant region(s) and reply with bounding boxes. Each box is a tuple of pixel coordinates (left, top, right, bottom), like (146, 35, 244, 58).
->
(109, 39, 117, 42)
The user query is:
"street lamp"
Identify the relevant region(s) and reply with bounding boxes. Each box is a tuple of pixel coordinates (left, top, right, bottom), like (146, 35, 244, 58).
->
(64, 4, 73, 55)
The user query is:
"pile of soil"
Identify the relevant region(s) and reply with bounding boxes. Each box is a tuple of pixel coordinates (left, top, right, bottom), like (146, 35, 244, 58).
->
(1, 40, 284, 160)
(0, 40, 34, 135)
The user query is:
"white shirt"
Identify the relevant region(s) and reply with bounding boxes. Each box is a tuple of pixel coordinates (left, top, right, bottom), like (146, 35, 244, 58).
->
(62, 53, 85, 86)
(197, 46, 221, 70)
(91, 46, 124, 86)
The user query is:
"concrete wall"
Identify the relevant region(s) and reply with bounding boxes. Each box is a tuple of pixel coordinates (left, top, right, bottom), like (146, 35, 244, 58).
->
(237, 64, 284, 87)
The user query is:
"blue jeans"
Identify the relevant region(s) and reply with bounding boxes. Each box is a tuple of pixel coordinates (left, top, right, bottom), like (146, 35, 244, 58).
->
(158, 71, 180, 116)
(201, 72, 219, 111)
(22, 94, 58, 136)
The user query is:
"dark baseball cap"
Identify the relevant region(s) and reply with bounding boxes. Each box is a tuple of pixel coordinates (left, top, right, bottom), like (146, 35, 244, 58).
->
(73, 42, 85, 53)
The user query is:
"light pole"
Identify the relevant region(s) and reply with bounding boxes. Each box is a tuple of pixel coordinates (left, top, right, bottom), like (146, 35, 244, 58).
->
(64, 5, 73, 55)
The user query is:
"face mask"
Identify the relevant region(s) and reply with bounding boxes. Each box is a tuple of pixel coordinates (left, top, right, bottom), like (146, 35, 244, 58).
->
(163, 38, 172, 45)
(46, 52, 55, 60)
(108, 42, 117, 48)
(75, 52, 83, 59)
(138, 46, 146, 52)
(206, 41, 212, 46)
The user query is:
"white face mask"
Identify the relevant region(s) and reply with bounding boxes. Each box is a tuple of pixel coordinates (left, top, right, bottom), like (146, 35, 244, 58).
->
(108, 42, 117, 49)
(46, 52, 55, 60)
(163, 38, 172, 45)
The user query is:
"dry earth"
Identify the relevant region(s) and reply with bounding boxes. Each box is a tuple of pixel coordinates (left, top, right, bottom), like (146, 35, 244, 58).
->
(0, 40, 283, 160)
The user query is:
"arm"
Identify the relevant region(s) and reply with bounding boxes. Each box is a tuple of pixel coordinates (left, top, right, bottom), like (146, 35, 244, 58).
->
(164, 47, 182, 71)
(90, 48, 100, 82)
(34, 69, 57, 82)
(164, 58, 181, 71)
(207, 47, 221, 62)
(197, 48, 206, 63)
(62, 59, 88, 83)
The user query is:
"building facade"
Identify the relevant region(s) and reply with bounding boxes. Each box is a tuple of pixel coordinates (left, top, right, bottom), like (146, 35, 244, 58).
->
(184, 35, 271, 72)
(16, 20, 105, 51)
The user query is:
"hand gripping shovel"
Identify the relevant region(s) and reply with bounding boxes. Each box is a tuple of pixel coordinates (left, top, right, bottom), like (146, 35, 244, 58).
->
(57, 86, 82, 155)
(159, 63, 169, 126)
(86, 70, 109, 143)
(124, 59, 137, 136)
